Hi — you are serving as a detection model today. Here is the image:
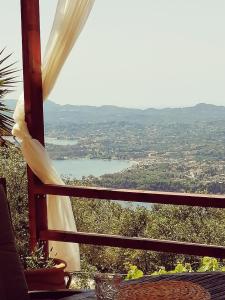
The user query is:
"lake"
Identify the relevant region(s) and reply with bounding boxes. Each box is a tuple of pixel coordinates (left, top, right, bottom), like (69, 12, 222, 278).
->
(52, 158, 134, 179)
(52, 158, 148, 208)
(44, 137, 147, 207)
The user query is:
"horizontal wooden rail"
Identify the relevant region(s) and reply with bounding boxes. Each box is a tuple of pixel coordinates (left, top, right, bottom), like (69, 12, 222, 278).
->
(34, 183, 225, 208)
(37, 184, 225, 258)
(40, 230, 225, 258)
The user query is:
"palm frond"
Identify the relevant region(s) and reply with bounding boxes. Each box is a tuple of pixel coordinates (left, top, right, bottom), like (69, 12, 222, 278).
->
(0, 49, 19, 139)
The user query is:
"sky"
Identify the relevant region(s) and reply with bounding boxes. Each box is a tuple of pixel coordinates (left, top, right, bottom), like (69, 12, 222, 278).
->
(1, 0, 225, 108)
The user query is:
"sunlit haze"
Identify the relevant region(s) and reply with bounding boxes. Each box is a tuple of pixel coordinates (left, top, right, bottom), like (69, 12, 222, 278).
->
(1, 0, 225, 108)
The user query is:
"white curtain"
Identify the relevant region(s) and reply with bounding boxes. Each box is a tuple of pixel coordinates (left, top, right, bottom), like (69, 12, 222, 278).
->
(12, 0, 95, 272)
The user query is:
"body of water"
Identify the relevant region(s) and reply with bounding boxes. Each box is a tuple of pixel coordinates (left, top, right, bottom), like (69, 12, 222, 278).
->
(53, 158, 134, 179)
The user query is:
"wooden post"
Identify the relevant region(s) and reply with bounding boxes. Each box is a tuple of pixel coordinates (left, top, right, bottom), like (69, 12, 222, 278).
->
(20, 0, 48, 254)
(0, 178, 6, 194)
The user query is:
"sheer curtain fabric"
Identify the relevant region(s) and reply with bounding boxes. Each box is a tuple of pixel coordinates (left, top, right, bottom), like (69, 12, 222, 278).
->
(12, 0, 95, 271)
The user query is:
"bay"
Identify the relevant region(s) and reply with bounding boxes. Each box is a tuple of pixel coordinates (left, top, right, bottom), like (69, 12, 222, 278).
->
(42, 137, 149, 208)
(52, 158, 134, 179)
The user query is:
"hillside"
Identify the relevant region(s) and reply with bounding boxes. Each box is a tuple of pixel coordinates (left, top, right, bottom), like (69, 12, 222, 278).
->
(5, 99, 225, 125)
(5, 99, 225, 162)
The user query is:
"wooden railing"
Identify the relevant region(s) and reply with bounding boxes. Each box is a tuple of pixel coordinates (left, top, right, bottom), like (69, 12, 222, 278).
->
(34, 183, 225, 208)
(33, 182, 225, 259)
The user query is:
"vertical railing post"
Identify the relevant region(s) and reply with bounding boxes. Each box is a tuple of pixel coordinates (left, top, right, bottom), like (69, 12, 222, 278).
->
(20, 0, 48, 254)
(0, 178, 6, 194)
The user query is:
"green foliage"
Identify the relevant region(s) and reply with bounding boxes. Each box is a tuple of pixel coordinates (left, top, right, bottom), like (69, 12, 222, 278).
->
(197, 257, 221, 272)
(125, 264, 144, 280)
(22, 245, 56, 270)
(124, 257, 225, 279)
(152, 257, 225, 275)
(0, 48, 17, 137)
(2, 147, 225, 277)
(70, 189, 150, 273)
(152, 262, 192, 275)
(0, 146, 29, 258)
(69, 177, 225, 274)
(71, 257, 97, 289)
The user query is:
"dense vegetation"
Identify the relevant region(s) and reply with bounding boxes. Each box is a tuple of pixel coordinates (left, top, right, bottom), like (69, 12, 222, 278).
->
(2, 146, 225, 276)
(0, 146, 29, 259)
(71, 193, 225, 274)
(45, 120, 225, 161)
(2, 100, 225, 277)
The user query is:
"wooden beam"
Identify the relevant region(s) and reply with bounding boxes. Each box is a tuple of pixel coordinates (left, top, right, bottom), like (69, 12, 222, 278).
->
(40, 230, 225, 258)
(20, 0, 47, 252)
(34, 183, 225, 208)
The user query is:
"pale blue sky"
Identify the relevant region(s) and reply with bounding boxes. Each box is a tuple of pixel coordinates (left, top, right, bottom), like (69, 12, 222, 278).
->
(1, 0, 225, 108)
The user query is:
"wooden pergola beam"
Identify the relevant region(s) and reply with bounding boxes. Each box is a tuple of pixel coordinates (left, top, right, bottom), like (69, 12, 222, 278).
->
(20, 0, 47, 252)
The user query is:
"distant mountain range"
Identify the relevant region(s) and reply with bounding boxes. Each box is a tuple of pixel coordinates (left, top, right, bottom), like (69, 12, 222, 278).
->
(5, 99, 225, 125)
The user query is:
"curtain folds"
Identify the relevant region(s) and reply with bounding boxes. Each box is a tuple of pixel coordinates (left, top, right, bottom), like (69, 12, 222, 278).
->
(12, 0, 95, 271)
(42, 0, 95, 99)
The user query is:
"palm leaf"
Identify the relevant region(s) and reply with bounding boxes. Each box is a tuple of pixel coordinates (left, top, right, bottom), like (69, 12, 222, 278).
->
(0, 48, 19, 139)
